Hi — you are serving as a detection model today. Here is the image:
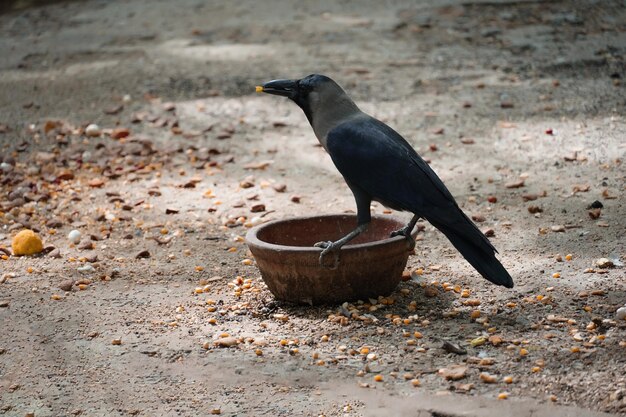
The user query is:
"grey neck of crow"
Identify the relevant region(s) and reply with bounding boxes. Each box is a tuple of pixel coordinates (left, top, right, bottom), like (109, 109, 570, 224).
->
(304, 88, 363, 150)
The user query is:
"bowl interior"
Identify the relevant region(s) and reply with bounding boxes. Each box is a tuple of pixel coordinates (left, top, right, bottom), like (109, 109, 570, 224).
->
(255, 215, 403, 248)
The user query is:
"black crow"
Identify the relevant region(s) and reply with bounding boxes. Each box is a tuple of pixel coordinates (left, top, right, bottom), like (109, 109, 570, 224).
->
(257, 74, 513, 288)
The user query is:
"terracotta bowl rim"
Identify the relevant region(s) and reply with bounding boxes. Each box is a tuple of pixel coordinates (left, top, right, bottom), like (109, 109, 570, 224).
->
(245, 213, 413, 253)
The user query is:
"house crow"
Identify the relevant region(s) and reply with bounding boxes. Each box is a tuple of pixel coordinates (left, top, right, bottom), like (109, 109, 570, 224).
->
(257, 74, 514, 288)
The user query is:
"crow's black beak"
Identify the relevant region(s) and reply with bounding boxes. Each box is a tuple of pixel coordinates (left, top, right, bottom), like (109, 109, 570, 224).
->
(256, 79, 298, 98)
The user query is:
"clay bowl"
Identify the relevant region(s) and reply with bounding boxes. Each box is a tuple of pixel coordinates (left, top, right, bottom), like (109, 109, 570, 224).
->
(245, 214, 416, 305)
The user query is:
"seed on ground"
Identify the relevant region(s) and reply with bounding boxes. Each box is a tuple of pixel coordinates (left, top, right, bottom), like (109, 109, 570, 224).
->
(520, 348, 529, 356)
(111, 338, 122, 345)
(374, 374, 383, 382)
(565, 254, 573, 261)
(503, 376, 513, 384)
(498, 392, 509, 400)
(411, 379, 421, 387)
(552, 272, 561, 279)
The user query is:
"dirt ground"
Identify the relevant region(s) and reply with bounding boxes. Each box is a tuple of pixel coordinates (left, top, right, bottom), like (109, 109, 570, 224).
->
(0, 0, 625, 416)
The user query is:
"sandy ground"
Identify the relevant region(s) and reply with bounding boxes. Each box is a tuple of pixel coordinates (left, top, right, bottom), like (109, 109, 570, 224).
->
(0, 0, 625, 416)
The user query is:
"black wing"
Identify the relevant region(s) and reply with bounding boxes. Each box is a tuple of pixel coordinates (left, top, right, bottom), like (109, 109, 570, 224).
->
(327, 117, 456, 217)
(326, 116, 496, 254)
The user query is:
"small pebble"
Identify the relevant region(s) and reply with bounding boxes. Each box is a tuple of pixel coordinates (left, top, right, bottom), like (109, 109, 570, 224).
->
(77, 240, 94, 250)
(595, 258, 614, 268)
(0, 162, 12, 172)
(68, 230, 82, 244)
(77, 265, 95, 274)
(85, 124, 101, 137)
(136, 250, 151, 259)
(616, 307, 626, 321)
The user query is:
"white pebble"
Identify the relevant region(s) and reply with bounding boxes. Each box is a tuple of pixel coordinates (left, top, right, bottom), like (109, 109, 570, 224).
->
(82, 151, 92, 162)
(85, 124, 102, 137)
(595, 258, 614, 268)
(248, 216, 263, 226)
(0, 162, 12, 172)
(68, 230, 82, 244)
(616, 307, 626, 321)
(77, 264, 95, 274)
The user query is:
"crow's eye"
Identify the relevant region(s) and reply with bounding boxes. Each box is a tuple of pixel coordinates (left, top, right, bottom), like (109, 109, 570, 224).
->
(296, 81, 310, 94)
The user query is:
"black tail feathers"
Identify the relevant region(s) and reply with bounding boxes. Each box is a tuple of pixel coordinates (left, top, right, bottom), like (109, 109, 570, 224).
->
(430, 219, 514, 288)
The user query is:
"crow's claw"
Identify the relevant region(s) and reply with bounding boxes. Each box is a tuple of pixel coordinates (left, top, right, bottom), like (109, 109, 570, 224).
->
(314, 240, 341, 270)
(390, 227, 416, 250)
(314, 241, 332, 249)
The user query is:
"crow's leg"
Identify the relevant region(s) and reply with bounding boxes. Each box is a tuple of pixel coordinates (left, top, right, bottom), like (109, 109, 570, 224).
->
(315, 184, 371, 269)
(315, 223, 369, 269)
(390, 214, 420, 250)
